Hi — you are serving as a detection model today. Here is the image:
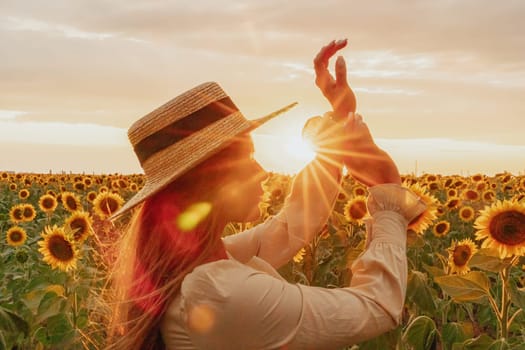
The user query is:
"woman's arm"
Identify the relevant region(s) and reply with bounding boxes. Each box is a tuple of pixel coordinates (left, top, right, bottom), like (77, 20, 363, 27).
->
(210, 185, 427, 350)
(224, 40, 356, 267)
(223, 154, 342, 268)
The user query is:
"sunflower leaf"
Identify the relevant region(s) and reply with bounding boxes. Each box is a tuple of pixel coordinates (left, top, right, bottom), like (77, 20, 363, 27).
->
(468, 251, 509, 273)
(508, 279, 525, 311)
(406, 270, 437, 314)
(434, 271, 490, 303)
(452, 334, 495, 350)
(442, 322, 468, 349)
(402, 315, 437, 350)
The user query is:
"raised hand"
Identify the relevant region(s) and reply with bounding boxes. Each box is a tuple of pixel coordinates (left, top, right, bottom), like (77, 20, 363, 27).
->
(314, 39, 356, 121)
(312, 40, 401, 186)
(342, 113, 401, 186)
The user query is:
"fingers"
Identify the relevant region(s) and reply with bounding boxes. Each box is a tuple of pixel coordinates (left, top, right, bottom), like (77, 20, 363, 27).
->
(335, 56, 348, 86)
(314, 39, 347, 70)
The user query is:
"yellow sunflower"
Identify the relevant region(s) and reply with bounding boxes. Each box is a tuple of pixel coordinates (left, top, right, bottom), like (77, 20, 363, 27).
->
(476, 181, 487, 192)
(519, 178, 525, 192)
(38, 225, 79, 272)
(404, 182, 438, 234)
(92, 192, 124, 219)
(343, 196, 369, 225)
(64, 211, 93, 243)
(448, 239, 478, 275)
(61, 191, 82, 212)
(9, 183, 17, 191)
(21, 204, 36, 222)
(83, 177, 93, 187)
(445, 197, 462, 211)
(38, 194, 58, 214)
(436, 205, 445, 217)
(73, 181, 85, 191)
(18, 189, 30, 200)
(336, 191, 349, 203)
(426, 181, 440, 191)
(462, 189, 480, 202)
(459, 205, 476, 222)
(471, 174, 484, 182)
(447, 188, 458, 198)
(86, 191, 98, 203)
(482, 189, 496, 202)
(352, 185, 367, 197)
(6, 226, 27, 247)
(474, 200, 525, 259)
(9, 204, 25, 223)
(433, 220, 451, 238)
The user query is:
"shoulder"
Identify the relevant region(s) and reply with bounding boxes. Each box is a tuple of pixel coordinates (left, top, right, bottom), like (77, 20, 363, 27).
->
(181, 259, 254, 301)
(181, 259, 303, 349)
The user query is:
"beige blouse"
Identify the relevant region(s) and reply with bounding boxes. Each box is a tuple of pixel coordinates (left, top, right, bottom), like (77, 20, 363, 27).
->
(160, 160, 426, 350)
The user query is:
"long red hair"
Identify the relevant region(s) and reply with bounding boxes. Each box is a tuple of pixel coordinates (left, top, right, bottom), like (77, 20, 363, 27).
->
(104, 136, 251, 349)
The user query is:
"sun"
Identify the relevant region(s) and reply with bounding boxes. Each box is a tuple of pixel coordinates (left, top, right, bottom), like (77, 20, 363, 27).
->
(252, 127, 317, 174)
(284, 134, 316, 164)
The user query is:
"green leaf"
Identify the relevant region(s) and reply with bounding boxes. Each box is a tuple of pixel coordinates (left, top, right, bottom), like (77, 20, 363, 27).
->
(468, 251, 509, 273)
(452, 334, 495, 350)
(36, 292, 65, 324)
(434, 271, 490, 303)
(402, 315, 437, 350)
(422, 262, 446, 278)
(406, 270, 437, 314)
(46, 313, 74, 344)
(0, 306, 29, 336)
(34, 326, 50, 346)
(488, 338, 510, 350)
(442, 322, 468, 350)
(508, 279, 525, 311)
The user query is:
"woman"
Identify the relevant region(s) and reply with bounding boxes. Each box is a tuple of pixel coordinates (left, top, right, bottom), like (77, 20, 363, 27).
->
(105, 39, 426, 350)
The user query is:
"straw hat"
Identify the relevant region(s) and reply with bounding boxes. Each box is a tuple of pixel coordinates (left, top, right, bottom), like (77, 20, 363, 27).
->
(110, 81, 297, 219)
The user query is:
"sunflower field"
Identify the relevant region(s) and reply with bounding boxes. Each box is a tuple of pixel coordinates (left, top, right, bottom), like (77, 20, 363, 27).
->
(1, 170, 525, 349)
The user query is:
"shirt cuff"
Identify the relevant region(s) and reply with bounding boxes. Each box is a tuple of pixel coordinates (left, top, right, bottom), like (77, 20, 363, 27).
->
(367, 183, 427, 222)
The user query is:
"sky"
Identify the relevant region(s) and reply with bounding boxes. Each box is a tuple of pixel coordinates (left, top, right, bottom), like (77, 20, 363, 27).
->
(1, 0, 524, 176)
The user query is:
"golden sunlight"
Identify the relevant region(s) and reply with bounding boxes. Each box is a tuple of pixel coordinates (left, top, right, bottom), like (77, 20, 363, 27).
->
(253, 130, 316, 175)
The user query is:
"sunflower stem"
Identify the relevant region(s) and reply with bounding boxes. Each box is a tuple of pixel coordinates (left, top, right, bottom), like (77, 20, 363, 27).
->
(499, 266, 511, 340)
(487, 292, 502, 329)
(507, 309, 523, 331)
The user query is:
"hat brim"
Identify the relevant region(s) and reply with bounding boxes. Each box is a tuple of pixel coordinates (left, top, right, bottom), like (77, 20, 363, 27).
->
(109, 101, 298, 221)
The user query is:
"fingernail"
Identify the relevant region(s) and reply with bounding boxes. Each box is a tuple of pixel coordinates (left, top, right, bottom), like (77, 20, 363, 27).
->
(335, 38, 347, 45)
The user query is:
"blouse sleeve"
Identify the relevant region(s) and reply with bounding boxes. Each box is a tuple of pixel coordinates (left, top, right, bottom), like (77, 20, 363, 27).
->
(223, 157, 342, 268)
(288, 184, 427, 349)
(189, 185, 427, 350)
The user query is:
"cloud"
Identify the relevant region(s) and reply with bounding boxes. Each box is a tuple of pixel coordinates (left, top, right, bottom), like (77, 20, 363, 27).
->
(0, 120, 128, 146)
(0, 0, 523, 175)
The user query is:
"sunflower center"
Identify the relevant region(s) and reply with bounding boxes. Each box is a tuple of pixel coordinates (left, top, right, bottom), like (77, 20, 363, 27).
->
(10, 231, 23, 242)
(13, 208, 24, 220)
(66, 197, 78, 210)
(489, 211, 525, 245)
(48, 235, 74, 261)
(43, 198, 54, 209)
(453, 245, 471, 267)
(436, 223, 448, 234)
(23, 207, 34, 218)
(70, 218, 88, 240)
(350, 201, 367, 219)
(101, 198, 119, 214)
